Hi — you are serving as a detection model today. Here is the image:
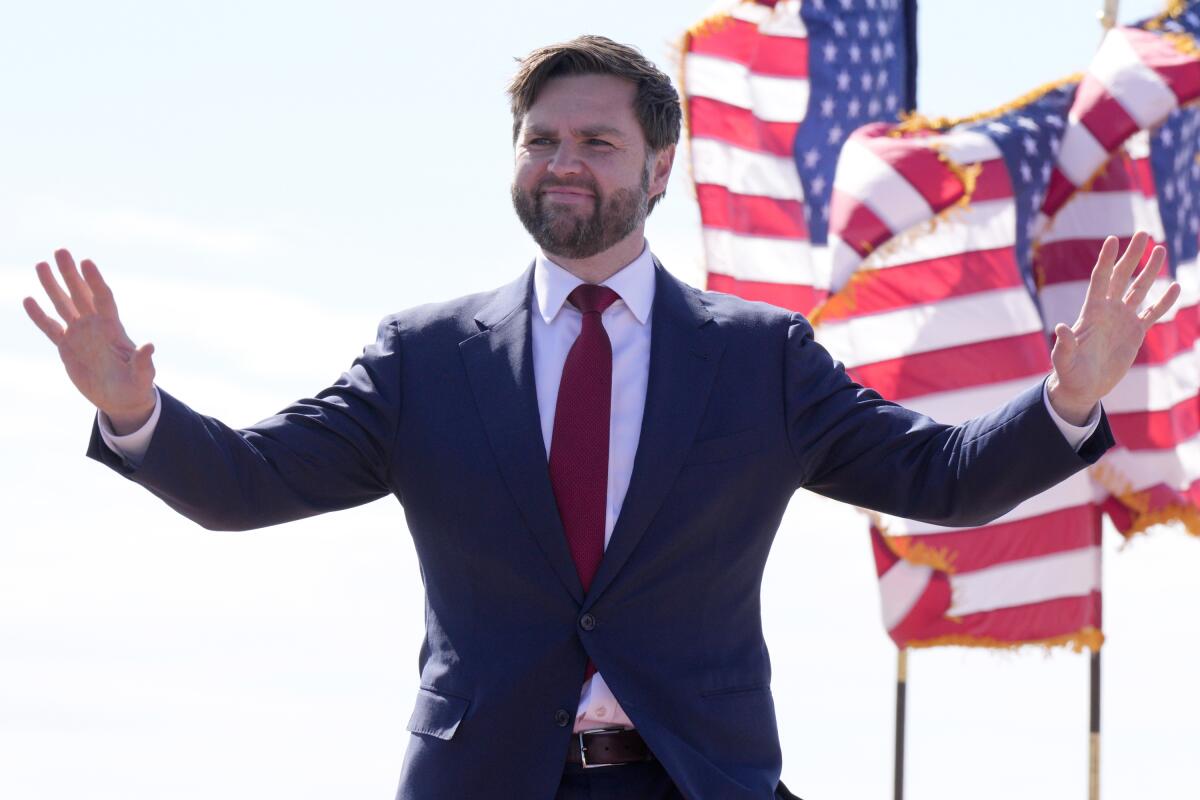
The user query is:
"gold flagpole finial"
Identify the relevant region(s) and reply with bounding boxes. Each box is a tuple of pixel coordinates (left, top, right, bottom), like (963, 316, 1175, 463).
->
(1098, 0, 1120, 30)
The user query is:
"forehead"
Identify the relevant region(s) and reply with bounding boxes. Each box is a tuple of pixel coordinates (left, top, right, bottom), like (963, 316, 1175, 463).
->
(521, 73, 640, 134)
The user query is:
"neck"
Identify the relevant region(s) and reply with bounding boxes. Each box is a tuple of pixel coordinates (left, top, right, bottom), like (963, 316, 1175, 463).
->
(542, 228, 647, 284)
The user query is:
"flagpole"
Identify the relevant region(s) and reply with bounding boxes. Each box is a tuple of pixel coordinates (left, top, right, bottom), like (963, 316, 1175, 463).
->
(1090, 7, 1113, 800)
(1089, 649, 1101, 800)
(894, 648, 907, 800)
(1098, 0, 1119, 31)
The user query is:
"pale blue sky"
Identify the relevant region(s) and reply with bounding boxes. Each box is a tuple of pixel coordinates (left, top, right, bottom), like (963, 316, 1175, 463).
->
(4, 2, 1196, 799)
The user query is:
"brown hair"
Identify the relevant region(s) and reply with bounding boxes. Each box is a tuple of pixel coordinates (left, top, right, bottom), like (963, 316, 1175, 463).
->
(507, 36, 682, 211)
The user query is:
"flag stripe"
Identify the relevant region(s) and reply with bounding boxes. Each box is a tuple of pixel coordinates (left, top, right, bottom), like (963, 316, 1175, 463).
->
(696, 183, 809, 238)
(691, 137, 802, 200)
(686, 19, 810, 76)
(1109, 398, 1200, 451)
(851, 199, 1015, 270)
(818, 287, 1044, 369)
(948, 547, 1100, 616)
(706, 272, 824, 314)
(891, 507, 1097, 574)
(850, 333, 1048, 401)
(689, 96, 800, 157)
(685, 52, 811, 123)
(904, 593, 1101, 645)
(700, 227, 817, 284)
(814, 246, 1022, 323)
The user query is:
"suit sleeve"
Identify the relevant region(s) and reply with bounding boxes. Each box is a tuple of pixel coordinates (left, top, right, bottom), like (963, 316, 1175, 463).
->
(87, 317, 403, 531)
(783, 314, 1113, 527)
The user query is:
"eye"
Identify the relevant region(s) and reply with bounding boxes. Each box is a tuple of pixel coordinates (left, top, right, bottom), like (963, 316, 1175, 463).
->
(527, 137, 555, 146)
(586, 138, 613, 148)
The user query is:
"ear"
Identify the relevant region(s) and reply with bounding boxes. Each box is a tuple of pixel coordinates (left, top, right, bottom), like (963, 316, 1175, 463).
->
(648, 144, 675, 199)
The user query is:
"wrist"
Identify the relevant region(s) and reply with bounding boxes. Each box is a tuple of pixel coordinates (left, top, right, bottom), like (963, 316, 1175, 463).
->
(1046, 374, 1097, 427)
(103, 396, 156, 436)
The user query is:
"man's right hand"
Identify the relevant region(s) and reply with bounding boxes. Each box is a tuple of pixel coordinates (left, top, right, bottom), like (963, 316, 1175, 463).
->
(23, 249, 157, 434)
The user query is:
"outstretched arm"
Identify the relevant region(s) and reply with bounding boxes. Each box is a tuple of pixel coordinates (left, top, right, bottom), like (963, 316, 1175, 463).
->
(25, 248, 400, 530)
(23, 249, 157, 433)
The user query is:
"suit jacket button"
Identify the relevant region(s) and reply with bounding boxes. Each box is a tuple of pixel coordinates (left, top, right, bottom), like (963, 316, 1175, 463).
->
(579, 613, 596, 631)
(554, 709, 572, 727)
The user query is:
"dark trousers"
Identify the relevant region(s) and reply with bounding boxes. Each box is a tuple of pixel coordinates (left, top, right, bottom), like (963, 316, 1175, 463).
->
(554, 761, 801, 799)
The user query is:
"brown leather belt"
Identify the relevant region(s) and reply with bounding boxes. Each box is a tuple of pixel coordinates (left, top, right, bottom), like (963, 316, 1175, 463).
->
(566, 727, 655, 768)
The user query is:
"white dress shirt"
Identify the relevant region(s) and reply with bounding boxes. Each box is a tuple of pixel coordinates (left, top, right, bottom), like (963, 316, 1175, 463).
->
(532, 243, 657, 732)
(99, 240, 1099, 735)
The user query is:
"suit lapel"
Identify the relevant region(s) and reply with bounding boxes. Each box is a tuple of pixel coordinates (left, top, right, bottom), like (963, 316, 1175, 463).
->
(585, 264, 724, 606)
(459, 268, 584, 604)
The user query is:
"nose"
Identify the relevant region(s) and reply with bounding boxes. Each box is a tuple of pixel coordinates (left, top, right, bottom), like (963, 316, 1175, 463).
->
(547, 142, 582, 178)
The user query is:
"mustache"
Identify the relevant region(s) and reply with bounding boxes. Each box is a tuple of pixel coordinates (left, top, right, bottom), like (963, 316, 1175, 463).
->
(536, 177, 598, 194)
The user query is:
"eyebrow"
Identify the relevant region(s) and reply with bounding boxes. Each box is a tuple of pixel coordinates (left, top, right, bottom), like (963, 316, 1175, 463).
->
(524, 124, 628, 139)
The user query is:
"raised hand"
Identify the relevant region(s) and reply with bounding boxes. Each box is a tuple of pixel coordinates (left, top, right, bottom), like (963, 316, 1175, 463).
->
(23, 249, 157, 434)
(1047, 231, 1181, 425)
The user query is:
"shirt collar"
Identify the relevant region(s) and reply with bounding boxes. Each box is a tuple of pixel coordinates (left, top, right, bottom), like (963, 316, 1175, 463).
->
(533, 241, 656, 325)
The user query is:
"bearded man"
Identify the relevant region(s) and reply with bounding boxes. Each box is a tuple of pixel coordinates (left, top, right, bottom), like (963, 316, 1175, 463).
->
(23, 35, 1178, 800)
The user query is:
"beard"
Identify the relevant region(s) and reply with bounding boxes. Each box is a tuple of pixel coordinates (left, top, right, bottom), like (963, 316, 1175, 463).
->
(511, 165, 650, 260)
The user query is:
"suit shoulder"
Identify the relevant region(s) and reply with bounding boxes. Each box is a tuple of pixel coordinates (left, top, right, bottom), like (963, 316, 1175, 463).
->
(690, 284, 807, 333)
(376, 277, 527, 342)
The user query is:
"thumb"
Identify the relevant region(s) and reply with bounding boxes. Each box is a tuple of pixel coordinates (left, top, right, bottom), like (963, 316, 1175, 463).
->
(1052, 323, 1076, 365)
(133, 342, 156, 379)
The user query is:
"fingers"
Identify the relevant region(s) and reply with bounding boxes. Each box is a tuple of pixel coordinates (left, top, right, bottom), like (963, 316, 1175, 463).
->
(1109, 230, 1150, 299)
(81, 259, 119, 318)
(54, 249, 95, 315)
(22, 296, 65, 345)
(35, 260, 79, 322)
(1084, 236, 1119, 306)
(1140, 281, 1182, 329)
(1124, 244, 1167, 309)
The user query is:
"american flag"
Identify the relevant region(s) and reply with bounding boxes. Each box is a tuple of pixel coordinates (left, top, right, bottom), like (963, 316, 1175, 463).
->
(1040, 126, 1200, 541)
(823, 87, 1102, 650)
(682, 0, 1200, 649)
(1035, 5, 1200, 541)
(682, 0, 916, 314)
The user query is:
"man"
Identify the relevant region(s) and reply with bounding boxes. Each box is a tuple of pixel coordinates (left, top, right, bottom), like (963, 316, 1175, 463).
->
(22, 35, 1179, 800)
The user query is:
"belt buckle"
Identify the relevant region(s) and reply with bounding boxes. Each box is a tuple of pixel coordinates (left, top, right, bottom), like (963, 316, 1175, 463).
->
(578, 727, 627, 769)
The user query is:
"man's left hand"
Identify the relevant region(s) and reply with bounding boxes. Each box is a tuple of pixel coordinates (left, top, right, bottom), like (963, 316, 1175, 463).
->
(1047, 230, 1181, 426)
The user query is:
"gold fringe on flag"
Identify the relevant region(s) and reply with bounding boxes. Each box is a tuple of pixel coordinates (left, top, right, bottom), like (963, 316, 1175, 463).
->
(904, 626, 1105, 653)
(890, 73, 1083, 136)
(1089, 461, 1200, 541)
(808, 144, 982, 327)
(867, 511, 960, 573)
(1145, 0, 1189, 31)
(1164, 29, 1200, 59)
(882, 535, 959, 573)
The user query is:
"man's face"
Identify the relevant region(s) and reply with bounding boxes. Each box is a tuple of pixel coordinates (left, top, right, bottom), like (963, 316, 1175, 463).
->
(511, 73, 672, 260)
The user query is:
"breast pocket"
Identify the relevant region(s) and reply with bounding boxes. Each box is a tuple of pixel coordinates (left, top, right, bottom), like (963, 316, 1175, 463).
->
(683, 428, 765, 466)
(406, 686, 471, 741)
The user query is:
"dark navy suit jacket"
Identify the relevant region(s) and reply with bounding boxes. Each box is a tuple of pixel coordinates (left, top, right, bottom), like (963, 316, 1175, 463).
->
(89, 263, 1112, 799)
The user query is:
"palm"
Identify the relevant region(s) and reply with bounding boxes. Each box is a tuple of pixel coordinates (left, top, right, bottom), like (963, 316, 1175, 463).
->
(1049, 232, 1180, 422)
(23, 250, 156, 424)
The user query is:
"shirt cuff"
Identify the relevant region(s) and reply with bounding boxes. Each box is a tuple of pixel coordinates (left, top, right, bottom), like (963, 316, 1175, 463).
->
(96, 388, 162, 467)
(1042, 380, 1101, 452)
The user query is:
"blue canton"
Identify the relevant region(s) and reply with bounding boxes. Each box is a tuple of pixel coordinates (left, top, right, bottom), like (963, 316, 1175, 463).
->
(1142, 1, 1200, 274)
(1150, 107, 1200, 274)
(965, 86, 1074, 303)
(793, 0, 912, 245)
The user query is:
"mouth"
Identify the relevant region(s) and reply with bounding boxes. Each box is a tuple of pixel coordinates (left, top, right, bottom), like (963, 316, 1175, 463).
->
(541, 188, 594, 203)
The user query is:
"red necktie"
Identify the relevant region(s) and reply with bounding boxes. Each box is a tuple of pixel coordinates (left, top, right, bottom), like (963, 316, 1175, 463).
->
(549, 285, 620, 680)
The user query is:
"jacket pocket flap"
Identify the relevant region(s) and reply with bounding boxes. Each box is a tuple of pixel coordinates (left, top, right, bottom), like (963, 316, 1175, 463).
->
(406, 687, 470, 741)
(684, 428, 764, 466)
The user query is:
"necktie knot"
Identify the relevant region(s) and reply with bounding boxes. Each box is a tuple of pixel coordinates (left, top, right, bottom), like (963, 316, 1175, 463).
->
(568, 284, 620, 316)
